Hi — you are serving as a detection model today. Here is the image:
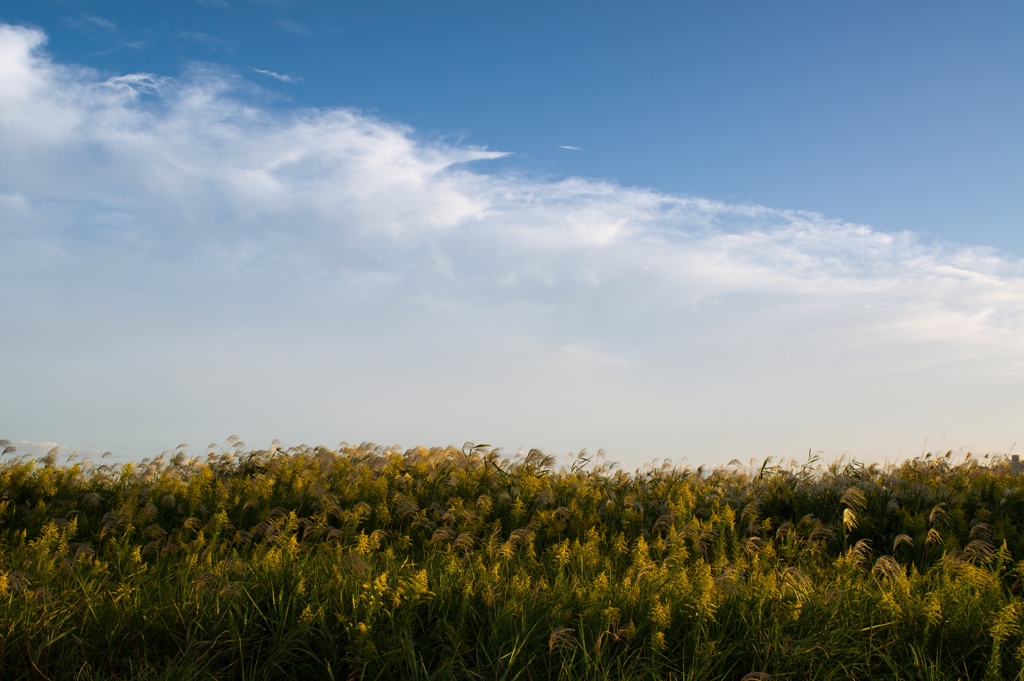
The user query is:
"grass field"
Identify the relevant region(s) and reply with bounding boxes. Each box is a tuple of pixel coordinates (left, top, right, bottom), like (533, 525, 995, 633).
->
(0, 440, 1021, 680)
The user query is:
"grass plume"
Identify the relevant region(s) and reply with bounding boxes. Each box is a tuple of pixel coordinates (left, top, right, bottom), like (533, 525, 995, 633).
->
(0, 441, 1022, 679)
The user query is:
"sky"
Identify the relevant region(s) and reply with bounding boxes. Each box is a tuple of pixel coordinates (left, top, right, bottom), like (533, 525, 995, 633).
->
(0, 2, 1021, 467)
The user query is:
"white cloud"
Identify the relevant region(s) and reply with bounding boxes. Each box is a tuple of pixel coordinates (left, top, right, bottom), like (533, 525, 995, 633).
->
(253, 68, 299, 83)
(0, 24, 1021, 464)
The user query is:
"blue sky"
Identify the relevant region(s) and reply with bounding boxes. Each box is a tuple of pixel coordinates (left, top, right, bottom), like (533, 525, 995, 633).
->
(0, 2, 1021, 465)
(8, 1, 1022, 253)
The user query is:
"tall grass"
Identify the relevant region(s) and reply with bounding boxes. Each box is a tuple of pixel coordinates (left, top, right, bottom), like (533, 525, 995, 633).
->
(0, 439, 1021, 680)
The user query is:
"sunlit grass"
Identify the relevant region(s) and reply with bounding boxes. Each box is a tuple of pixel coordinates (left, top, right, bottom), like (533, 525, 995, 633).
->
(0, 439, 1021, 679)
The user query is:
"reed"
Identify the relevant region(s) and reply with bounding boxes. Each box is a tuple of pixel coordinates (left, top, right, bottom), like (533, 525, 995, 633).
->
(0, 440, 1021, 679)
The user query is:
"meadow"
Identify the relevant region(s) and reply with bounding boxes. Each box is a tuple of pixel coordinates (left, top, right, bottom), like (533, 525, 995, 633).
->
(0, 439, 1021, 680)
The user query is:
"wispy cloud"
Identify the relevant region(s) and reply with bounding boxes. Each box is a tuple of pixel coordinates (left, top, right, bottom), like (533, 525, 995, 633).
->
(253, 67, 300, 82)
(65, 15, 155, 51)
(0, 23, 1020, 463)
(275, 18, 310, 35)
(79, 15, 117, 31)
(559, 145, 583, 151)
(178, 31, 237, 52)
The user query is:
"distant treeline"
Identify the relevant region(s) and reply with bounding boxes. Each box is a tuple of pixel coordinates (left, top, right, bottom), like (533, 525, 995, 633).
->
(0, 440, 1021, 679)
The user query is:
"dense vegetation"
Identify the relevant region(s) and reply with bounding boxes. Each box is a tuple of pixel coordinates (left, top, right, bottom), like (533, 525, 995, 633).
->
(0, 438, 1022, 680)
